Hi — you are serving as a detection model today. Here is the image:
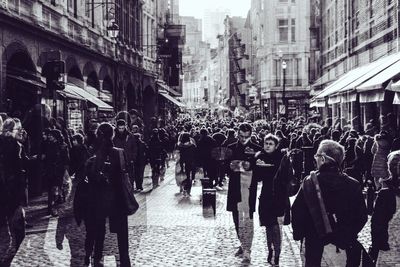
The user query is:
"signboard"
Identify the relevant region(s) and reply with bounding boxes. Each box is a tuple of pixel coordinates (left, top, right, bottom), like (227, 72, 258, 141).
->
(279, 104, 286, 114)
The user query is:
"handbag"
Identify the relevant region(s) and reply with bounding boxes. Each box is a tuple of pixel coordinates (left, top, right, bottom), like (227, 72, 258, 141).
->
(117, 149, 139, 215)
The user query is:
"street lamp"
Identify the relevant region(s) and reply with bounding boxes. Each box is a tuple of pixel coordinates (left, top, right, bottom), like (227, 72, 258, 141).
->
(282, 60, 287, 118)
(107, 19, 119, 39)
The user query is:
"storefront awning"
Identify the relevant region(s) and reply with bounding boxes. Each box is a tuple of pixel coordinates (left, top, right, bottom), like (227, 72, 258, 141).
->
(156, 80, 180, 96)
(356, 59, 400, 92)
(309, 99, 325, 108)
(159, 92, 186, 108)
(85, 86, 113, 103)
(389, 79, 400, 92)
(359, 90, 385, 103)
(57, 88, 86, 101)
(65, 84, 114, 111)
(394, 92, 400, 104)
(315, 52, 400, 99)
(7, 74, 46, 88)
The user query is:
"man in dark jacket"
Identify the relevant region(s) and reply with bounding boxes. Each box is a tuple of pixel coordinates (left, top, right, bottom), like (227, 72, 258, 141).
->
(226, 123, 262, 263)
(291, 140, 368, 267)
(197, 128, 217, 181)
(113, 119, 138, 187)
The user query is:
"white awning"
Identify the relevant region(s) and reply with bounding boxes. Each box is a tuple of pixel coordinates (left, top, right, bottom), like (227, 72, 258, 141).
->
(359, 90, 385, 103)
(309, 99, 325, 108)
(356, 59, 400, 92)
(156, 80, 180, 96)
(315, 52, 400, 99)
(65, 84, 114, 111)
(57, 88, 86, 101)
(85, 85, 113, 103)
(389, 79, 400, 92)
(394, 92, 400, 104)
(7, 74, 46, 88)
(159, 92, 186, 108)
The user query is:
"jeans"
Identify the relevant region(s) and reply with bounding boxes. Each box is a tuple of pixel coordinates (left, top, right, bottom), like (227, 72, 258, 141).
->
(232, 210, 254, 253)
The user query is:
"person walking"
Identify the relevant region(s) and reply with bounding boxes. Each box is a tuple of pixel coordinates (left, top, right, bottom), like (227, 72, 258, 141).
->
(253, 134, 284, 266)
(177, 133, 197, 196)
(147, 129, 163, 189)
(0, 118, 28, 254)
(133, 133, 148, 191)
(371, 131, 392, 189)
(83, 123, 131, 267)
(47, 129, 70, 217)
(226, 122, 262, 263)
(113, 119, 138, 189)
(291, 140, 368, 267)
(368, 150, 398, 264)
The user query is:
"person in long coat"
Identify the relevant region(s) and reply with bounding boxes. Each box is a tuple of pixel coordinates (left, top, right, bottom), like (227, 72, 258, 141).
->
(371, 131, 392, 189)
(226, 123, 262, 263)
(47, 129, 70, 217)
(252, 134, 283, 266)
(83, 123, 131, 267)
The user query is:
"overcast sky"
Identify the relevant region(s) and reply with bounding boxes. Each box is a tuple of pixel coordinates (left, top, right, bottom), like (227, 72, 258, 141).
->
(179, 0, 251, 19)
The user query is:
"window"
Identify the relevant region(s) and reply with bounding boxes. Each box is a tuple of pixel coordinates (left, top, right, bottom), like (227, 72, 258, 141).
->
(278, 19, 289, 42)
(68, 0, 77, 18)
(261, 0, 264, 10)
(279, 0, 288, 2)
(291, 19, 296, 42)
(51, 0, 55, 5)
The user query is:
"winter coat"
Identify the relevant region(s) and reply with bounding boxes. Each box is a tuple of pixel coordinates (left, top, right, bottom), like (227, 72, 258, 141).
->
(226, 141, 262, 213)
(83, 147, 129, 233)
(0, 136, 27, 217)
(252, 150, 283, 226)
(69, 144, 90, 181)
(291, 164, 367, 249)
(179, 142, 197, 165)
(371, 138, 391, 179)
(197, 135, 217, 163)
(47, 142, 70, 187)
(147, 137, 164, 164)
(371, 188, 397, 250)
(113, 130, 138, 164)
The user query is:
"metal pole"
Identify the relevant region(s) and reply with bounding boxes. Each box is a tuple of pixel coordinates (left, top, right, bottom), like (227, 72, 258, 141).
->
(283, 68, 286, 118)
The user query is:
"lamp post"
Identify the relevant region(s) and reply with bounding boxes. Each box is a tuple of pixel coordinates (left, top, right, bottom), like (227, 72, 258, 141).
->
(282, 60, 287, 118)
(107, 19, 119, 110)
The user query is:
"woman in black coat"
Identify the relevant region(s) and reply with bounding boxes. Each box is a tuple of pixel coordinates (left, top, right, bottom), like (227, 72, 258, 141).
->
(253, 134, 283, 266)
(147, 129, 164, 189)
(83, 123, 131, 267)
(178, 133, 197, 196)
(47, 129, 70, 216)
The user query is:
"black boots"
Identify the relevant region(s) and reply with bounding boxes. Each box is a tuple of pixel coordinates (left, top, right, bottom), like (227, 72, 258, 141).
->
(267, 249, 273, 263)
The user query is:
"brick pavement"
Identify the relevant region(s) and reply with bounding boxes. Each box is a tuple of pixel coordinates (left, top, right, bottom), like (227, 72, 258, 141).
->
(5, 162, 400, 266)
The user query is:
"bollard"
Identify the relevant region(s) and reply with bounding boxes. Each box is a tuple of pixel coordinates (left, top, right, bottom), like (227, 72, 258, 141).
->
(202, 188, 216, 217)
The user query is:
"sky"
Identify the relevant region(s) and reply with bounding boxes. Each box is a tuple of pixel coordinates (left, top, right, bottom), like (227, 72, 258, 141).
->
(179, 0, 251, 19)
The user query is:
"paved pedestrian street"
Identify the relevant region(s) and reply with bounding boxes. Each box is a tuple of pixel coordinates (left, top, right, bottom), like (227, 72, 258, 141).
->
(7, 163, 400, 267)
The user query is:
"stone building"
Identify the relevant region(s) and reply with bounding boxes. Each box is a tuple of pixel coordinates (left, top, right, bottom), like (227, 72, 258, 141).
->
(249, 0, 310, 120)
(0, 0, 144, 132)
(310, 0, 400, 131)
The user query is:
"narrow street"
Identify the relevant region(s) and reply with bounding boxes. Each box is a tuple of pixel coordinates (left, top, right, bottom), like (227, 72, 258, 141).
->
(10, 162, 398, 267)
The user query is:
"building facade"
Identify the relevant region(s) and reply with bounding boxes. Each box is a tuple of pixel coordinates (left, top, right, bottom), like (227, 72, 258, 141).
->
(310, 0, 400, 131)
(0, 0, 145, 132)
(250, 0, 310, 119)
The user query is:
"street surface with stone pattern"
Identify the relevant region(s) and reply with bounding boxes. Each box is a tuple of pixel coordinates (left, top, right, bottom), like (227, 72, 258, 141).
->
(5, 162, 400, 266)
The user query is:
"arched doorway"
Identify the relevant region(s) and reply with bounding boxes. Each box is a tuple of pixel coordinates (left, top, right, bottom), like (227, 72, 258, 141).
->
(126, 82, 136, 110)
(143, 85, 156, 134)
(5, 50, 39, 119)
(87, 71, 99, 89)
(102, 76, 113, 104)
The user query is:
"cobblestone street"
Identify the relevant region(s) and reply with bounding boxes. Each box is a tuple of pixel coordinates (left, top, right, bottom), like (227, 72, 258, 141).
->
(6, 163, 400, 266)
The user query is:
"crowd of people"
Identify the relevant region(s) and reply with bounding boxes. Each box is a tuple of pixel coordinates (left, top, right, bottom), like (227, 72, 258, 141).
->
(0, 105, 399, 266)
(173, 113, 399, 266)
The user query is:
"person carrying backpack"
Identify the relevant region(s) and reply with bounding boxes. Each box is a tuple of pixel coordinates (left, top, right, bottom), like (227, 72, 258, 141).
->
(291, 140, 368, 267)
